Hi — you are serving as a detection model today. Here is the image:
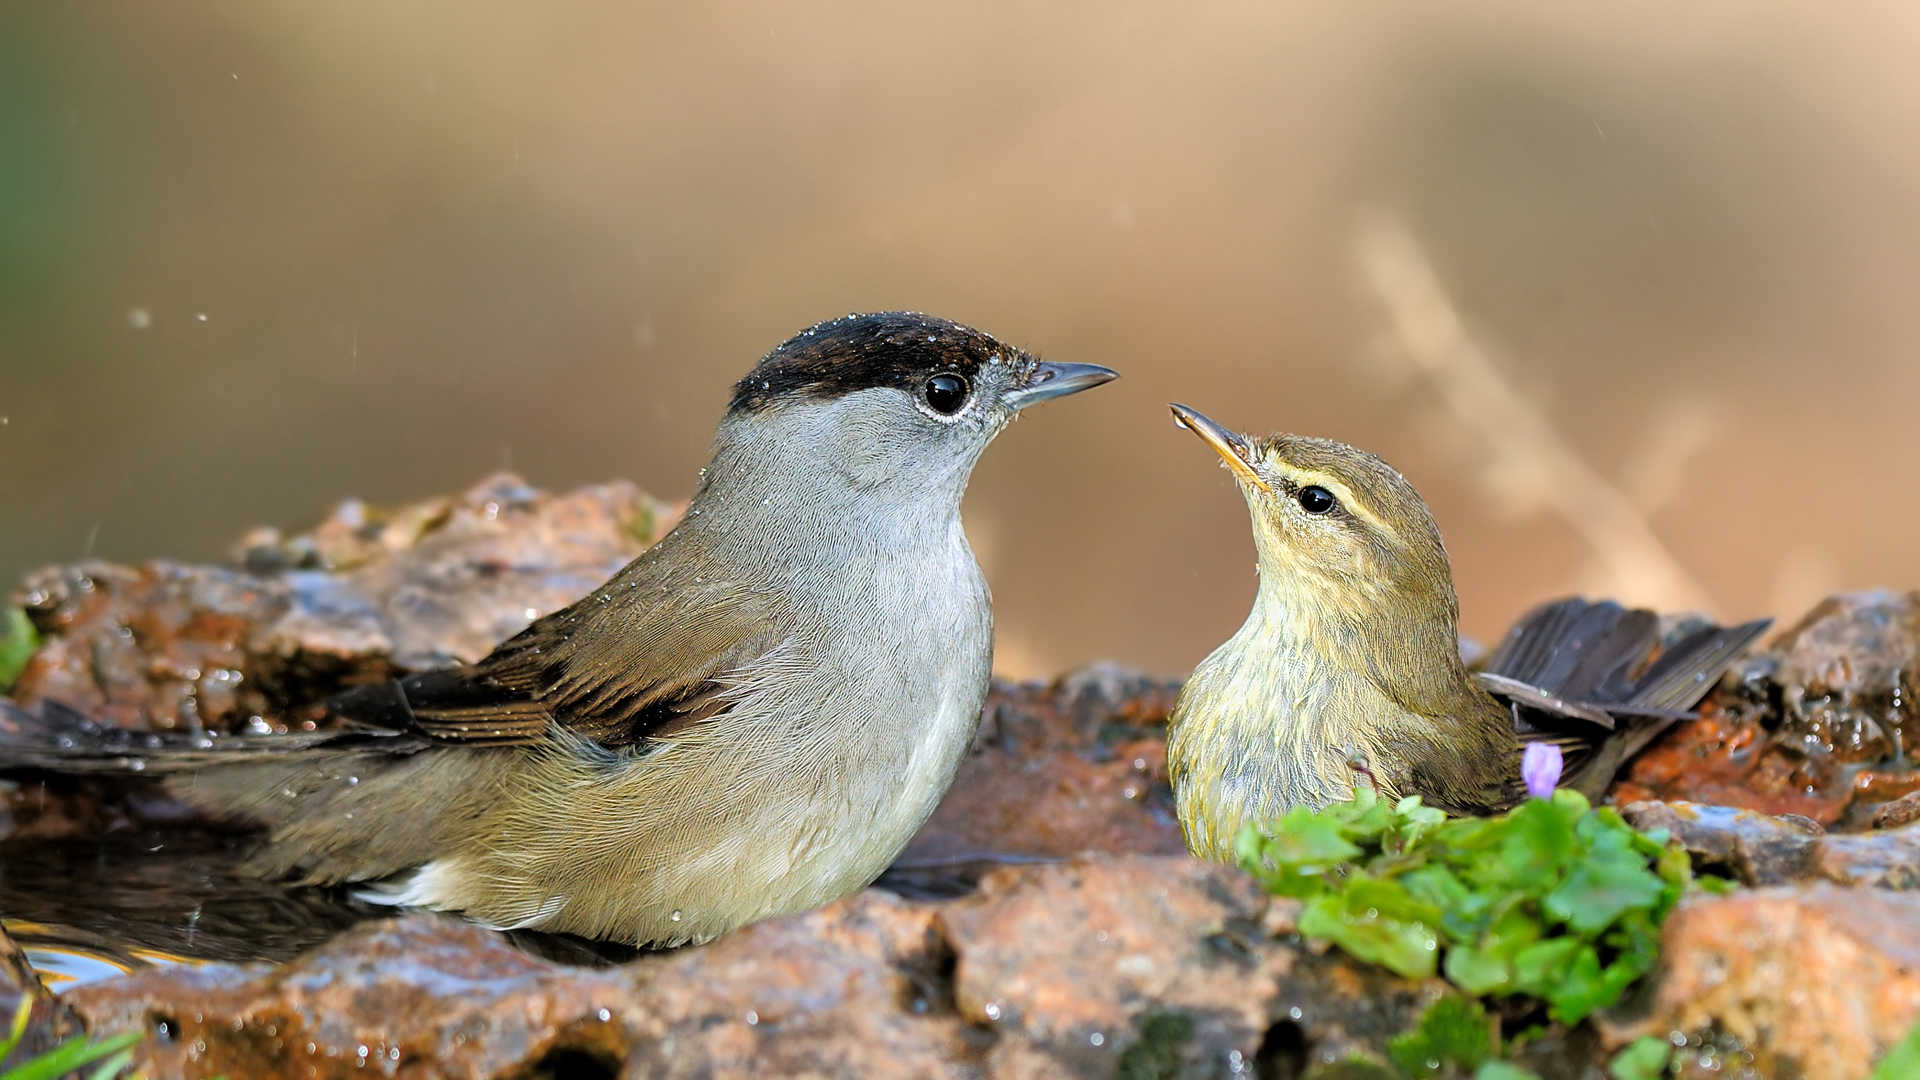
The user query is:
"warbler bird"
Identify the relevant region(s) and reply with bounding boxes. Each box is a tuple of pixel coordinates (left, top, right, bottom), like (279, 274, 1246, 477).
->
(1163, 403, 1767, 861)
(0, 313, 1115, 945)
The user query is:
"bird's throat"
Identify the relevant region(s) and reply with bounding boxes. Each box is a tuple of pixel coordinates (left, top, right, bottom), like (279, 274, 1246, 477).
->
(1167, 582, 1407, 860)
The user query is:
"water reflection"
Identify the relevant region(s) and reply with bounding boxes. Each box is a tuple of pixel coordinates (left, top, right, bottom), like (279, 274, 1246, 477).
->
(0, 829, 649, 985)
(0, 831, 371, 985)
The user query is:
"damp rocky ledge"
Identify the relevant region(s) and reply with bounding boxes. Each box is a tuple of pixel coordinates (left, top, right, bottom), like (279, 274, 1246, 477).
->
(4, 475, 1920, 1079)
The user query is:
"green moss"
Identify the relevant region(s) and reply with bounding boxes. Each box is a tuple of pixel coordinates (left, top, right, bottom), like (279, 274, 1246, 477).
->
(1388, 996, 1494, 1077)
(1303, 1057, 1402, 1080)
(1115, 1012, 1194, 1080)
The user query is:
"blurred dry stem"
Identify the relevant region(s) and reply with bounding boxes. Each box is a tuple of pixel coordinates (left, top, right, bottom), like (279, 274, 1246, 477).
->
(1354, 211, 1715, 615)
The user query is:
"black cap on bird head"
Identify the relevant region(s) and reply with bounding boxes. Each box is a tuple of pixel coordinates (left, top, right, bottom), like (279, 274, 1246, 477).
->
(729, 312, 1031, 415)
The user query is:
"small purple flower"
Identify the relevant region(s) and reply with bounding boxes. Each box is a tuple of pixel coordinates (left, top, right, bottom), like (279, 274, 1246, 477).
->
(1522, 742, 1564, 800)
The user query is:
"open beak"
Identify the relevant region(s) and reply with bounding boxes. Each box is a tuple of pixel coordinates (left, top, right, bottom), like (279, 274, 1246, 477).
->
(1169, 403, 1269, 492)
(1003, 362, 1118, 411)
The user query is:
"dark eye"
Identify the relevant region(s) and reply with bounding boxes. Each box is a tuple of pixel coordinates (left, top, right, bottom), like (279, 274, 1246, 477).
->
(924, 373, 969, 414)
(1297, 485, 1336, 514)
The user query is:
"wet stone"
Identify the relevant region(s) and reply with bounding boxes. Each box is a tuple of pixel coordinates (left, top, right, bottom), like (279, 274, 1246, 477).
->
(1817, 820, 1920, 889)
(58, 856, 1460, 1080)
(8, 473, 681, 738)
(1613, 884, 1920, 1080)
(938, 854, 1294, 1078)
(1619, 801, 1822, 887)
(1620, 799, 1920, 892)
(1871, 791, 1920, 830)
(63, 914, 639, 1080)
(1616, 590, 1920, 828)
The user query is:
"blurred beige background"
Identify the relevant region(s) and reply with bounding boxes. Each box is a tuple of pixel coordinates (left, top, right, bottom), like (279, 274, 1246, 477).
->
(3, 2, 1917, 678)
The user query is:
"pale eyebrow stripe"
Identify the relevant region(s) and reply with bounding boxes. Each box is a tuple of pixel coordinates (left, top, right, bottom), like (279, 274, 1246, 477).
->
(1277, 468, 1388, 533)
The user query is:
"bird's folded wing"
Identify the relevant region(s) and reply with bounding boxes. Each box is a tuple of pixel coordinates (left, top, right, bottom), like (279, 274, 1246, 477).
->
(1480, 598, 1772, 723)
(1625, 618, 1772, 712)
(397, 574, 780, 748)
(1482, 598, 1654, 704)
(1473, 672, 1617, 729)
(330, 528, 785, 750)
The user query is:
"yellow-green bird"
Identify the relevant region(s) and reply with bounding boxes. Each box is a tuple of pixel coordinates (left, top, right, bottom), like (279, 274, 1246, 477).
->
(1163, 403, 1768, 862)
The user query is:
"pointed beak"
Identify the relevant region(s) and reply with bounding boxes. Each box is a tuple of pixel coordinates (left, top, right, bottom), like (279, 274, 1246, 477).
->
(1169, 403, 1269, 492)
(1003, 362, 1118, 411)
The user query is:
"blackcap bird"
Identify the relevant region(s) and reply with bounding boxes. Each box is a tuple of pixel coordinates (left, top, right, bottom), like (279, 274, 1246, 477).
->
(3, 313, 1114, 945)
(1162, 404, 1767, 861)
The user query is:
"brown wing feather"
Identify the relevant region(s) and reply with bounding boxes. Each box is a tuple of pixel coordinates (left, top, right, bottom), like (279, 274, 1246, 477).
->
(401, 533, 782, 748)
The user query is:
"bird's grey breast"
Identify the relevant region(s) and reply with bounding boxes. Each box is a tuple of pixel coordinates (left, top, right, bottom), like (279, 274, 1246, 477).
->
(695, 398, 994, 825)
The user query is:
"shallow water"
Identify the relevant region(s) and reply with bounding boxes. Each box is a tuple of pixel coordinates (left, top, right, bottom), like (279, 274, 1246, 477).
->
(0, 830, 371, 985)
(0, 829, 639, 987)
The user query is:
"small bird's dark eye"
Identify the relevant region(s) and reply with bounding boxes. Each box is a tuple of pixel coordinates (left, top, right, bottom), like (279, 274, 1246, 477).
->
(1297, 485, 1336, 514)
(924, 373, 969, 414)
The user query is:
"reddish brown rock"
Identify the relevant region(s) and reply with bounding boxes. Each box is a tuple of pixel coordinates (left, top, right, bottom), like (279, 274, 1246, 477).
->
(9, 474, 680, 737)
(1613, 679, 1860, 826)
(1623, 884, 1920, 1080)
(11, 560, 288, 735)
(621, 891, 981, 1079)
(1871, 791, 1920, 830)
(937, 854, 1448, 1078)
(58, 854, 1465, 1079)
(1615, 591, 1920, 828)
(248, 473, 679, 676)
(16, 482, 1920, 1078)
(940, 855, 1285, 1077)
(66, 898, 978, 1080)
(887, 667, 1186, 899)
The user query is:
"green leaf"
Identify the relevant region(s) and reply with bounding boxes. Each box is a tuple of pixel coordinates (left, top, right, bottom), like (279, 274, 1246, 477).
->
(1443, 941, 1512, 995)
(1444, 905, 1541, 993)
(1345, 876, 1442, 926)
(1475, 1064, 1541, 1080)
(1509, 937, 1579, 995)
(1608, 1035, 1674, 1080)
(1498, 799, 1576, 892)
(1331, 785, 1400, 845)
(1299, 892, 1439, 979)
(1545, 855, 1665, 933)
(0, 994, 31, 1063)
(1602, 911, 1663, 982)
(1402, 865, 1485, 940)
(1542, 943, 1640, 1024)
(1242, 775, 1686, 1027)
(1390, 796, 1448, 851)
(1271, 806, 1367, 866)
(84, 1048, 135, 1080)
(1654, 843, 1695, 898)
(1872, 1019, 1920, 1080)
(1399, 863, 1470, 907)
(1550, 788, 1593, 816)
(0, 1030, 142, 1080)
(0, 608, 37, 692)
